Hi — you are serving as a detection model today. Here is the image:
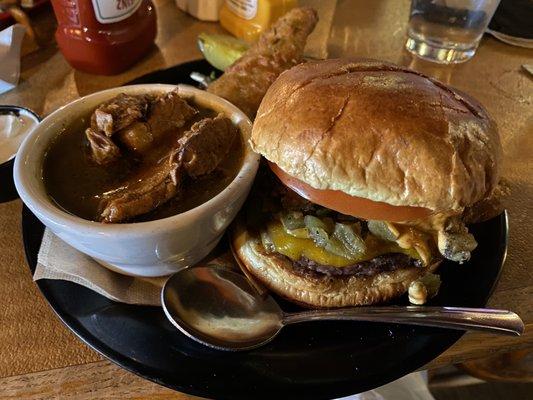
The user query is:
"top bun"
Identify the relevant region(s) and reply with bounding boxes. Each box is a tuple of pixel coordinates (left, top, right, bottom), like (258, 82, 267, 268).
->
(251, 58, 502, 213)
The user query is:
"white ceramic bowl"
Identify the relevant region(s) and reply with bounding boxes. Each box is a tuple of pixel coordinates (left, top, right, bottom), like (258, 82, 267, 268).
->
(14, 84, 260, 277)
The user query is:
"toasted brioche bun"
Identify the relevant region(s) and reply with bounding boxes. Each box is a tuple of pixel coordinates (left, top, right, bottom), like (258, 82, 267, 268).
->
(251, 58, 502, 213)
(231, 221, 440, 308)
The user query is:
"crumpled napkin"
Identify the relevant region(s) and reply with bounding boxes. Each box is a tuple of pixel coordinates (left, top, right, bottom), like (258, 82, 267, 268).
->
(34, 229, 237, 306)
(0, 24, 26, 95)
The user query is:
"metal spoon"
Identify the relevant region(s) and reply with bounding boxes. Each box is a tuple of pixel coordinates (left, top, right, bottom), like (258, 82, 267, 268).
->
(162, 266, 524, 351)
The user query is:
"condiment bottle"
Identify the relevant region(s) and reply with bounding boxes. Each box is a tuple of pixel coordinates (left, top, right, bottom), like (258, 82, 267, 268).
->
(219, 0, 296, 42)
(176, 0, 224, 21)
(50, 0, 157, 75)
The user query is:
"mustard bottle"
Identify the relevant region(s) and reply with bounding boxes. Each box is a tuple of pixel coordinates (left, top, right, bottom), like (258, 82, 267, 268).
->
(219, 0, 297, 42)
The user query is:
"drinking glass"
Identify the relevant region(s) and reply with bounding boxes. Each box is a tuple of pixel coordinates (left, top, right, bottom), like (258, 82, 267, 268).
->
(405, 0, 501, 63)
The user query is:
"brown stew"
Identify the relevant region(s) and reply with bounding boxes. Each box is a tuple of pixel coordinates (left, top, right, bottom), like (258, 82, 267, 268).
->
(43, 94, 243, 222)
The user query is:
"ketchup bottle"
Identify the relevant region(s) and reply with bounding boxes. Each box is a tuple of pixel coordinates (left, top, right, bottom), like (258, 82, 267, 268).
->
(50, 0, 157, 75)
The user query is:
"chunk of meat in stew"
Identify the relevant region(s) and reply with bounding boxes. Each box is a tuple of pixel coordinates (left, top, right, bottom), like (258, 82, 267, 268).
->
(85, 127, 121, 165)
(99, 114, 238, 223)
(99, 154, 182, 223)
(116, 91, 198, 153)
(91, 93, 151, 136)
(86, 90, 198, 163)
(146, 90, 198, 139)
(175, 114, 238, 178)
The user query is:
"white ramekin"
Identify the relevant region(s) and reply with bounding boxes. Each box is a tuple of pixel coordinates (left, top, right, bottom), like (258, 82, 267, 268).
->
(14, 84, 260, 277)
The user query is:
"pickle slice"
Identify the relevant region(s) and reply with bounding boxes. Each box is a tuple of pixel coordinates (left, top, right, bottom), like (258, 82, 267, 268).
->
(304, 216, 356, 259)
(280, 211, 305, 230)
(197, 33, 249, 71)
(333, 223, 367, 257)
(368, 220, 399, 242)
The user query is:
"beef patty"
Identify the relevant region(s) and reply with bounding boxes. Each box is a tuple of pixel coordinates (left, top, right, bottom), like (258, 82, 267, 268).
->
(271, 252, 423, 279)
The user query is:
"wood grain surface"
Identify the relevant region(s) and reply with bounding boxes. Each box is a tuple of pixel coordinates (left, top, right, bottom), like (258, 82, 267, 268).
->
(0, 360, 203, 400)
(0, 0, 531, 398)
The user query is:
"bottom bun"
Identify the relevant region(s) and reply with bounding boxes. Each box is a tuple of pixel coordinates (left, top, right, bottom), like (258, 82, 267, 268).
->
(231, 221, 440, 308)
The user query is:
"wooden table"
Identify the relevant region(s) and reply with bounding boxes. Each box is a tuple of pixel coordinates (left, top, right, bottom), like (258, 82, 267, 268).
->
(1, 1, 531, 398)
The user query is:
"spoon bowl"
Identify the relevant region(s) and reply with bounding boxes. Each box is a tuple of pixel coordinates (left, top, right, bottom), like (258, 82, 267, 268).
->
(162, 266, 283, 350)
(162, 266, 524, 351)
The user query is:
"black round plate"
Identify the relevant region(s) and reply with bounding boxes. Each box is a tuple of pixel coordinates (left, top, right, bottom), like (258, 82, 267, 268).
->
(22, 60, 508, 399)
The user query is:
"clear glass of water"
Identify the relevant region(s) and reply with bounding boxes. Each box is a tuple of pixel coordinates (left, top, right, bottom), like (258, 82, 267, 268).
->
(406, 0, 501, 63)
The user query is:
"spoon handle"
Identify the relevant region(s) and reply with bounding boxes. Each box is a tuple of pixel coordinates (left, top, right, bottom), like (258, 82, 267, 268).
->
(282, 306, 524, 336)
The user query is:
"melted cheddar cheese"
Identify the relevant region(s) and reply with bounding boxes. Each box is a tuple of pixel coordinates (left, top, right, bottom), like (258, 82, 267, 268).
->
(393, 225, 433, 265)
(267, 221, 420, 267)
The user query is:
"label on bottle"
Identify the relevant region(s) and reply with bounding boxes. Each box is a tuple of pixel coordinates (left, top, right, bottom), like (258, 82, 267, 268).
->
(91, 0, 143, 24)
(225, 0, 258, 20)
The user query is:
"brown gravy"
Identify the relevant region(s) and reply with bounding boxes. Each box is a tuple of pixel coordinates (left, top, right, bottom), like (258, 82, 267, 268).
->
(43, 106, 243, 222)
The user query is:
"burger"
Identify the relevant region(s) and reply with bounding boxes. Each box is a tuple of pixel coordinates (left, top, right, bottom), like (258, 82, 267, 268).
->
(231, 59, 503, 308)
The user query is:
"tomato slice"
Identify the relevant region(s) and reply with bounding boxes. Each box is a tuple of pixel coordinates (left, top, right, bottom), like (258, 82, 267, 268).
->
(269, 162, 432, 222)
